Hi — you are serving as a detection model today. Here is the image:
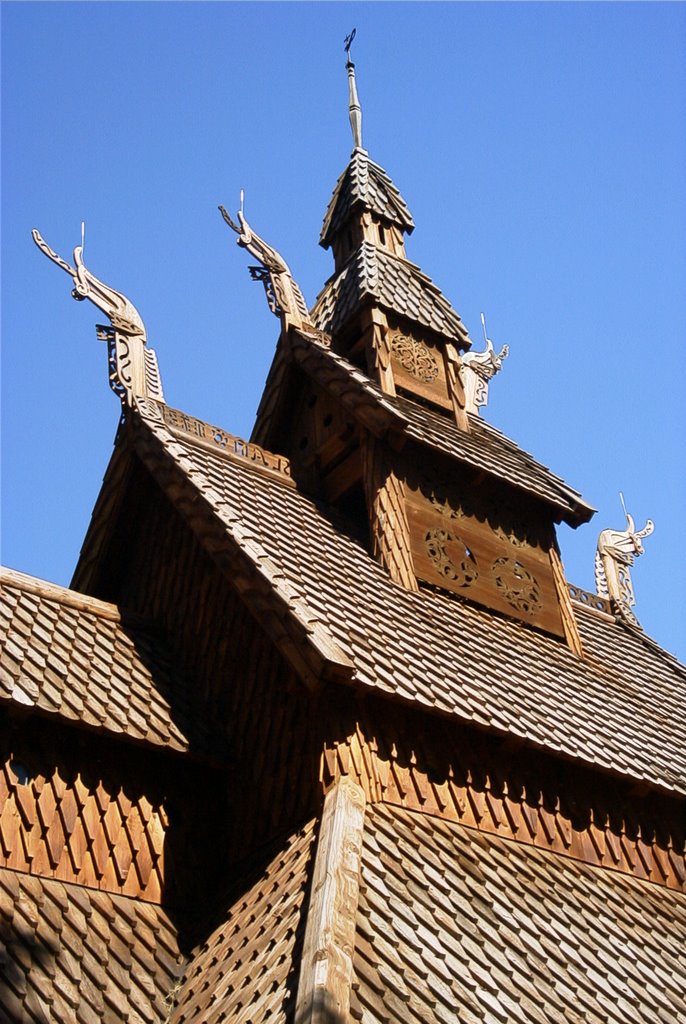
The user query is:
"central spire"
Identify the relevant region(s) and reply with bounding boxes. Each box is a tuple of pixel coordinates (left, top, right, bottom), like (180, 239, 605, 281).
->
(344, 29, 363, 151)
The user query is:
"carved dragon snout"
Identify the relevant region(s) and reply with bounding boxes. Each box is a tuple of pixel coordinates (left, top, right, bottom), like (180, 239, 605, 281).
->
(32, 229, 146, 338)
(32, 227, 164, 407)
(218, 202, 310, 326)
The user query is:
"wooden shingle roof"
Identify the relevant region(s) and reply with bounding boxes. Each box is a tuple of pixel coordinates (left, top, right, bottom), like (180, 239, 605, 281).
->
(352, 803, 686, 1024)
(320, 149, 415, 248)
(129, 404, 686, 796)
(0, 867, 184, 1022)
(0, 567, 197, 753)
(170, 819, 317, 1023)
(286, 334, 594, 525)
(311, 240, 471, 347)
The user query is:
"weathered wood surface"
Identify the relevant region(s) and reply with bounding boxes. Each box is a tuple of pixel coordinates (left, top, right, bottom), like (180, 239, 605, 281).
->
(295, 778, 366, 1024)
(361, 436, 418, 590)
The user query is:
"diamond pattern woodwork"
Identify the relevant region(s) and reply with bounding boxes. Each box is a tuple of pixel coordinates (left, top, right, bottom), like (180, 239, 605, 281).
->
(0, 737, 166, 903)
(320, 698, 685, 893)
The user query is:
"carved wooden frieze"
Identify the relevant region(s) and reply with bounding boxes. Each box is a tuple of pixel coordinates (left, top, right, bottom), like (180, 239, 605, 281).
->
(159, 404, 292, 480)
(387, 328, 451, 410)
(404, 467, 565, 636)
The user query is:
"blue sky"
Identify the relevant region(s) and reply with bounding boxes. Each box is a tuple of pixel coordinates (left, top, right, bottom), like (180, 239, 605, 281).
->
(2, 2, 685, 660)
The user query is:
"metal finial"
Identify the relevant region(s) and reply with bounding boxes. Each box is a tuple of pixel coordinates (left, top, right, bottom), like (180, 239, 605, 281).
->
(344, 28, 356, 64)
(344, 29, 363, 150)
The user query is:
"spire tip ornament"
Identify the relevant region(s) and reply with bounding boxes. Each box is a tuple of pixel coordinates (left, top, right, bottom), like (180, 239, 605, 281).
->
(344, 29, 363, 151)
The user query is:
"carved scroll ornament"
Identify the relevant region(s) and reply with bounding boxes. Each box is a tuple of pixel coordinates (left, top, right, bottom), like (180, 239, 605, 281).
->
(595, 512, 654, 622)
(391, 333, 439, 383)
(32, 229, 164, 406)
(218, 205, 310, 329)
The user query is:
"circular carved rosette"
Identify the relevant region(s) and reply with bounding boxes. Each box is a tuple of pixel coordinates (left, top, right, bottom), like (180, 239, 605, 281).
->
(425, 529, 478, 588)
(391, 333, 439, 382)
(492, 557, 542, 615)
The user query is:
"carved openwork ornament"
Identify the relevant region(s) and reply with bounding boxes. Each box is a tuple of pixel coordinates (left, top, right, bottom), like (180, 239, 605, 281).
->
(424, 529, 478, 587)
(391, 333, 439, 383)
(595, 508, 654, 623)
(492, 557, 542, 615)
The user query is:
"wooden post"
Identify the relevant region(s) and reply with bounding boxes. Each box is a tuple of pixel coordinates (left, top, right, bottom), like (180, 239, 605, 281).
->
(444, 342, 470, 432)
(295, 777, 366, 1024)
(364, 308, 396, 397)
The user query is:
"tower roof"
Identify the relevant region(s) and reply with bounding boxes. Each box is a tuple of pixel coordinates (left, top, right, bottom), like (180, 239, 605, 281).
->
(311, 240, 468, 347)
(320, 149, 415, 249)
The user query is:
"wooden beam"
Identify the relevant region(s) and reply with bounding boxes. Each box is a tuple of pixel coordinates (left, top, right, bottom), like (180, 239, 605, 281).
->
(295, 777, 366, 1024)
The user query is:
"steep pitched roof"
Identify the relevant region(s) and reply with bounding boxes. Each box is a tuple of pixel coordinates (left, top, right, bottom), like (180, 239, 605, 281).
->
(0, 567, 199, 754)
(311, 240, 471, 348)
(320, 149, 415, 249)
(286, 335, 594, 525)
(171, 819, 317, 1023)
(0, 867, 184, 1022)
(125, 403, 686, 796)
(352, 803, 686, 1023)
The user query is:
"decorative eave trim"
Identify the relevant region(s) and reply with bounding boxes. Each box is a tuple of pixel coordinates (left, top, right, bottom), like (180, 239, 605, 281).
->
(295, 777, 366, 1023)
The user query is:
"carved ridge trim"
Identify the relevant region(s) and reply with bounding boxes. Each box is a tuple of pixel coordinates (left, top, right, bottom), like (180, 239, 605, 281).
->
(568, 584, 613, 618)
(150, 404, 293, 482)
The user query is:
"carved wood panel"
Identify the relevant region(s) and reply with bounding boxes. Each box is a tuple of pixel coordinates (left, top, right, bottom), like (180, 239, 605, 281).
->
(402, 464, 565, 636)
(388, 329, 451, 410)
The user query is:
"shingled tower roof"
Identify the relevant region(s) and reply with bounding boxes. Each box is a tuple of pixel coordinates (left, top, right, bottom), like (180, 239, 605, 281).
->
(3, 34, 684, 1024)
(320, 148, 415, 249)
